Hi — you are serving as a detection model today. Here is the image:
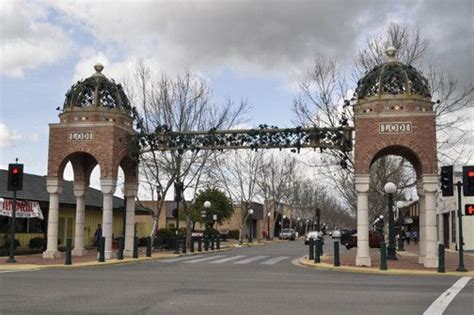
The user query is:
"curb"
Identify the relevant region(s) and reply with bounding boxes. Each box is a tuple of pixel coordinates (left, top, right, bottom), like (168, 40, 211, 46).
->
(297, 257, 474, 277)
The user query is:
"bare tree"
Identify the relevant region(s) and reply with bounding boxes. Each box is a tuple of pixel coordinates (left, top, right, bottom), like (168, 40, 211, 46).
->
(127, 60, 248, 243)
(212, 150, 264, 243)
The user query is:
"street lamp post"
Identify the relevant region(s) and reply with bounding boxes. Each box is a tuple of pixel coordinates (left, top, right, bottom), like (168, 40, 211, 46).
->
(297, 217, 301, 237)
(174, 182, 184, 255)
(316, 208, 321, 233)
(396, 201, 405, 251)
(204, 200, 211, 249)
(248, 209, 254, 243)
(267, 212, 271, 240)
(384, 182, 397, 260)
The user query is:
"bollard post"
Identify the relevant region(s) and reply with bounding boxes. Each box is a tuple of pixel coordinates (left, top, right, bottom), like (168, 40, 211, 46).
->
(438, 244, 445, 273)
(216, 236, 220, 250)
(118, 236, 124, 260)
(320, 238, 324, 256)
(204, 236, 209, 251)
(309, 238, 314, 260)
(98, 237, 105, 262)
(380, 242, 387, 270)
(182, 237, 187, 254)
(314, 239, 321, 263)
(133, 236, 139, 259)
(334, 241, 340, 267)
(190, 237, 195, 253)
(146, 236, 152, 257)
(211, 236, 215, 250)
(65, 238, 72, 265)
(198, 238, 202, 252)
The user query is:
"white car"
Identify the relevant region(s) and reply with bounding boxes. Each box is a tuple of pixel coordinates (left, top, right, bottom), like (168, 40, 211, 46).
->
(332, 230, 341, 239)
(305, 231, 323, 245)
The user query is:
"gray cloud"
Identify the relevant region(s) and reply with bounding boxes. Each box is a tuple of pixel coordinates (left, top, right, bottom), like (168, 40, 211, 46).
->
(46, 0, 474, 86)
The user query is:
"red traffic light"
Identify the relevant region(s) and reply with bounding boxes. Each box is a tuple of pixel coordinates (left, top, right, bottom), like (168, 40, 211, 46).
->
(468, 171, 474, 177)
(12, 168, 19, 174)
(466, 205, 474, 216)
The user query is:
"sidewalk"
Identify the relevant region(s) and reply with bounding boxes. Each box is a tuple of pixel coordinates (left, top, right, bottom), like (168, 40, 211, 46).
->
(0, 238, 284, 271)
(300, 242, 474, 276)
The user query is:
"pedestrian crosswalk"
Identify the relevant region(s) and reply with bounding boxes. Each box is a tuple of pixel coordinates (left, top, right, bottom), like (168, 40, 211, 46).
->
(161, 254, 292, 266)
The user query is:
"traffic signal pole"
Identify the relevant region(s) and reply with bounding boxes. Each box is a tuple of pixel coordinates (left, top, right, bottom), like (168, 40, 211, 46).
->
(455, 181, 467, 272)
(6, 190, 17, 263)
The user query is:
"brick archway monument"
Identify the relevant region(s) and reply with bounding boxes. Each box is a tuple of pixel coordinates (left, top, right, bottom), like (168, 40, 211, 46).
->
(353, 47, 439, 268)
(43, 64, 138, 259)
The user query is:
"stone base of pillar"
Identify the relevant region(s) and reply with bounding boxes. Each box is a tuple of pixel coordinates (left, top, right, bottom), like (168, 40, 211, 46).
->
(124, 249, 134, 258)
(42, 250, 61, 259)
(423, 257, 438, 268)
(356, 256, 371, 267)
(418, 256, 425, 264)
(72, 249, 87, 256)
(104, 251, 114, 260)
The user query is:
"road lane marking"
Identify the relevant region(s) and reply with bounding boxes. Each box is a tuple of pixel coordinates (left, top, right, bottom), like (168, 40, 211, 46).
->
(210, 255, 247, 264)
(161, 255, 205, 263)
(184, 255, 227, 264)
(423, 276, 472, 315)
(260, 256, 290, 265)
(234, 256, 268, 264)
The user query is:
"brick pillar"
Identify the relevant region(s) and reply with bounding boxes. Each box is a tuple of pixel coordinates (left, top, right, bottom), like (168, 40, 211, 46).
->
(417, 183, 426, 264)
(43, 178, 63, 259)
(72, 182, 87, 256)
(101, 178, 116, 259)
(123, 183, 138, 257)
(423, 175, 439, 268)
(355, 175, 371, 267)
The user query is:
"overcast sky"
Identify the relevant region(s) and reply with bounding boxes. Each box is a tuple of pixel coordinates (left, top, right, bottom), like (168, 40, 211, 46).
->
(0, 0, 473, 189)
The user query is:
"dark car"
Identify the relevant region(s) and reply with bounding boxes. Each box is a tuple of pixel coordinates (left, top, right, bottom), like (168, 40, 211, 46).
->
(342, 231, 384, 249)
(279, 228, 296, 241)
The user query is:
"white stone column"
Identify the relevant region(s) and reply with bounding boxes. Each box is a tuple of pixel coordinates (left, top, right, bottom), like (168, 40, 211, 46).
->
(423, 175, 439, 268)
(355, 175, 371, 267)
(417, 183, 426, 264)
(101, 178, 117, 259)
(43, 178, 63, 259)
(123, 183, 138, 257)
(72, 183, 87, 256)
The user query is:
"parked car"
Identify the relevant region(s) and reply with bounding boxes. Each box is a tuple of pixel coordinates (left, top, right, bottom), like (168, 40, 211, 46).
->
(279, 228, 296, 240)
(332, 230, 341, 239)
(304, 231, 324, 245)
(342, 231, 384, 249)
(191, 231, 204, 240)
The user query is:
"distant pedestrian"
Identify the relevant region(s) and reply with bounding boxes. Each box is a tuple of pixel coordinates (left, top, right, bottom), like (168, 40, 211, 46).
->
(412, 230, 418, 244)
(94, 224, 102, 246)
(405, 231, 411, 245)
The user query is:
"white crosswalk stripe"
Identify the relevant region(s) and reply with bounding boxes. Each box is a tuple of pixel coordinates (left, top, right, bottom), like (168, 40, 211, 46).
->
(260, 256, 290, 265)
(210, 255, 247, 264)
(184, 255, 227, 264)
(234, 255, 268, 265)
(161, 255, 205, 263)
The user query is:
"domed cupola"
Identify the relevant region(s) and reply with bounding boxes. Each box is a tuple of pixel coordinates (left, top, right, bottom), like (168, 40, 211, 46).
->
(355, 47, 431, 100)
(63, 64, 131, 114)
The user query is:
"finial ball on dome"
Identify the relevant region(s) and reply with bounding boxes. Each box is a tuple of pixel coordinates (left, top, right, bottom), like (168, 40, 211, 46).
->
(386, 46, 397, 60)
(94, 63, 104, 73)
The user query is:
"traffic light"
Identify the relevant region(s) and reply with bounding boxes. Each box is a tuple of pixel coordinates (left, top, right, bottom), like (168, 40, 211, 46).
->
(465, 204, 474, 216)
(440, 165, 454, 197)
(174, 181, 184, 202)
(463, 166, 474, 197)
(7, 164, 24, 191)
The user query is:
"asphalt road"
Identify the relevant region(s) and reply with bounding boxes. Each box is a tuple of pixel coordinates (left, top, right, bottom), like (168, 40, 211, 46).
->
(0, 239, 472, 315)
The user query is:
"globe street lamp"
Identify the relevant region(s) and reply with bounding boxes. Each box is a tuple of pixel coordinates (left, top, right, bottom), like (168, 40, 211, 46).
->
(267, 212, 271, 240)
(396, 201, 405, 251)
(384, 182, 397, 260)
(248, 209, 254, 243)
